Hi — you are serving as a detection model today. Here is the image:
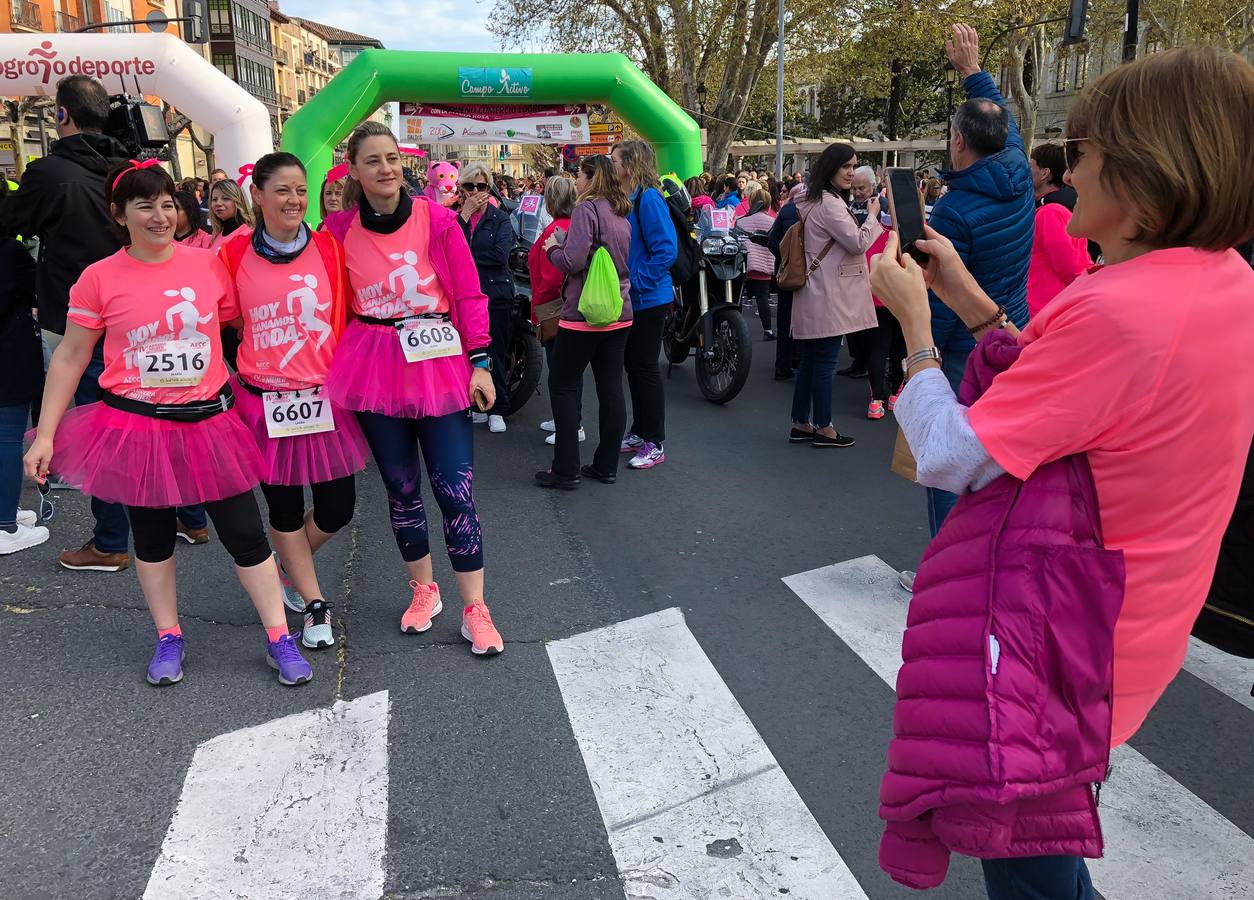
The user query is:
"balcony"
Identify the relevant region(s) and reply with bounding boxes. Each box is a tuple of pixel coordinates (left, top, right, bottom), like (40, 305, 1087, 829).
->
(55, 10, 83, 31)
(275, 48, 289, 66)
(11, 0, 43, 30)
(279, 93, 292, 111)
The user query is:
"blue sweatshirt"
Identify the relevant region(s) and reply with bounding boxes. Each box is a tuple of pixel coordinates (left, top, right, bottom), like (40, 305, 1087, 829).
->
(627, 186, 678, 311)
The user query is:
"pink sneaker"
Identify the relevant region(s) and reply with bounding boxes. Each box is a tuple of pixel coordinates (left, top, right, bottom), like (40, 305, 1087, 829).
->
(461, 600, 504, 655)
(400, 581, 443, 633)
(867, 401, 886, 420)
(620, 432, 644, 454)
(887, 393, 899, 411)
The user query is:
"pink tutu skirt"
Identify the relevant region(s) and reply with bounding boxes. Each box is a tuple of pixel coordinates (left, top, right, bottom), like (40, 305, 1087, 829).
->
(232, 377, 370, 487)
(326, 319, 471, 419)
(47, 401, 263, 508)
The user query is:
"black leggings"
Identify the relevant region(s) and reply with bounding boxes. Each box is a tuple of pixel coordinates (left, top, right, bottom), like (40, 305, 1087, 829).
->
(743, 276, 773, 332)
(549, 325, 629, 477)
(624, 303, 667, 445)
(867, 306, 906, 402)
(128, 491, 271, 566)
(259, 475, 356, 534)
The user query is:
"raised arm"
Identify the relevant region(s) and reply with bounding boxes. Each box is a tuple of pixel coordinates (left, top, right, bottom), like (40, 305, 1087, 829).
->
(947, 23, 1025, 159)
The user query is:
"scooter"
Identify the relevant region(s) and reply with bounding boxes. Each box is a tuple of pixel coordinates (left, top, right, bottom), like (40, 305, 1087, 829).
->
(663, 208, 752, 404)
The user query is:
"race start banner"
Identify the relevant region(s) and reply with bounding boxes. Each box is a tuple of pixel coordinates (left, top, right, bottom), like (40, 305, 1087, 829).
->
(398, 103, 589, 145)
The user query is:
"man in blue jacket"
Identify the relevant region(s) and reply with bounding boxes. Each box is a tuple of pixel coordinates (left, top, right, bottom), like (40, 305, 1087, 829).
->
(924, 24, 1035, 536)
(612, 142, 677, 470)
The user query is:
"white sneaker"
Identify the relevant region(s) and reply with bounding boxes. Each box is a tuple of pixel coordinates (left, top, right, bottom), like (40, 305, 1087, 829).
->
(16, 509, 37, 527)
(488, 415, 507, 433)
(540, 419, 556, 433)
(546, 427, 585, 445)
(471, 411, 488, 424)
(0, 522, 50, 555)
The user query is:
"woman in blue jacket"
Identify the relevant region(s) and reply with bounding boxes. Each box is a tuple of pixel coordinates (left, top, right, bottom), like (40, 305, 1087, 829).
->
(611, 142, 677, 470)
(458, 162, 517, 433)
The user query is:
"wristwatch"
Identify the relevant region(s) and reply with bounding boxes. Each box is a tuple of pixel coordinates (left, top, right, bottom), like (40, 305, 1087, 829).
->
(903, 347, 942, 377)
(472, 357, 492, 371)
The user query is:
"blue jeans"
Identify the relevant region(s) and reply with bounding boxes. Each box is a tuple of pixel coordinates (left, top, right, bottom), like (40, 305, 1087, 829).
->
(0, 402, 27, 529)
(982, 856, 1094, 900)
(925, 307, 974, 536)
(73, 340, 205, 550)
(790, 336, 842, 428)
(544, 340, 582, 419)
(356, 409, 483, 572)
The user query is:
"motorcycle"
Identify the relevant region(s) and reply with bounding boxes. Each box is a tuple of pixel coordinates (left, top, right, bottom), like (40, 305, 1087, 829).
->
(663, 209, 752, 404)
(492, 235, 543, 417)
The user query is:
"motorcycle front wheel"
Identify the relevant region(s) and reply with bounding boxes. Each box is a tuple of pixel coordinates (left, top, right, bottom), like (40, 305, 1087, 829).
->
(494, 324, 544, 417)
(695, 307, 751, 404)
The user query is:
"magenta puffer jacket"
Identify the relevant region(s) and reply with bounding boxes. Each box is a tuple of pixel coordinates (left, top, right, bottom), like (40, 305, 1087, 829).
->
(878, 331, 1127, 890)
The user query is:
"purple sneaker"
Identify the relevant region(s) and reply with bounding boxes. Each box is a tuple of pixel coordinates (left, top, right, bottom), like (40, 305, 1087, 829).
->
(146, 634, 185, 686)
(267, 634, 314, 686)
(620, 432, 644, 454)
(628, 442, 665, 469)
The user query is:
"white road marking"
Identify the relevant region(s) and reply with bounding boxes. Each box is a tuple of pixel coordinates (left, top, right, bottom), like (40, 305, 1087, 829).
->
(548, 607, 868, 900)
(144, 691, 389, 900)
(1185, 636, 1254, 713)
(785, 555, 1254, 900)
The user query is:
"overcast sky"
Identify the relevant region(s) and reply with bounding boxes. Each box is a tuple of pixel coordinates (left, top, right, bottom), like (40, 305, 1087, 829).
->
(277, 0, 500, 53)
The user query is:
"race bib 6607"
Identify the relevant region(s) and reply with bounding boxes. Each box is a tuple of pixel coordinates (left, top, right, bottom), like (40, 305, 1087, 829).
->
(262, 387, 336, 439)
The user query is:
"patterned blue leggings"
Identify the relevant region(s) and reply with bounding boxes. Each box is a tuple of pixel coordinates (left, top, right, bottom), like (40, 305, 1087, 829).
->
(355, 410, 483, 572)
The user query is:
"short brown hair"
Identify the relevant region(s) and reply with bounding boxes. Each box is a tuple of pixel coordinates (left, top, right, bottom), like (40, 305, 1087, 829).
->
(1066, 47, 1254, 251)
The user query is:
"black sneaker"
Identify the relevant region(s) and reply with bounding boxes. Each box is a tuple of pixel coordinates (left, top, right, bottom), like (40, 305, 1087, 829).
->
(811, 432, 856, 448)
(535, 470, 580, 490)
(580, 464, 616, 484)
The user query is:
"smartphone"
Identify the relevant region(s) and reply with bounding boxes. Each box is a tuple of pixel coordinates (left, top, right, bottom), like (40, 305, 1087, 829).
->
(885, 167, 928, 265)
(553, 226, 567, 245)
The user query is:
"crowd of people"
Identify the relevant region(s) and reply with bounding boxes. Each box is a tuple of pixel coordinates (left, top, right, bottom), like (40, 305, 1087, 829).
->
(0, 22, 1252, 900)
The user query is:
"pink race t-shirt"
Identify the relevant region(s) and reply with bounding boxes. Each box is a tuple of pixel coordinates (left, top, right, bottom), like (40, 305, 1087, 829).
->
(343, 201, 449, 319)
(968, 247, 1254, 746)
(231, 244, 337, 391)
(67, 245, 235, 404)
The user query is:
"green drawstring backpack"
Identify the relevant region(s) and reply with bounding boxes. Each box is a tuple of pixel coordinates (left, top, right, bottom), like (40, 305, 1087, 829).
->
(576, 202, 624, 327)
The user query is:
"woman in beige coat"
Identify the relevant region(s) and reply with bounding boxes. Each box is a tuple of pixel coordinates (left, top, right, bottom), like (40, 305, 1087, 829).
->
(789, 144, 883, 447)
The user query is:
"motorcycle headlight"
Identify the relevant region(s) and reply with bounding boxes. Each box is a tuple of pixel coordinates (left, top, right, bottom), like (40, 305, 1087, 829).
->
(701, 238, 724, 254)
(723, 239, 741, 254)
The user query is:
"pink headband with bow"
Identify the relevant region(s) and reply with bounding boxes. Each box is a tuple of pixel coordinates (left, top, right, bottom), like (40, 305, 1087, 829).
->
(110, 158, 162, 193)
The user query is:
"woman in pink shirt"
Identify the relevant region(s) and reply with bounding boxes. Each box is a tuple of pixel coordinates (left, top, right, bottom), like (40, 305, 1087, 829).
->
(220, 151, 369, 653)
(24, 161, 313, 688)
(207, 178, 254, 251)
(871, 45, 1254, 898)
(322, 121, 504, 656)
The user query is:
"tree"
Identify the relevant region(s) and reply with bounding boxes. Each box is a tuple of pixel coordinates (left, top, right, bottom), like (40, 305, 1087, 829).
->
(3, 98, 48, 180)
(488, 0, 834, 170)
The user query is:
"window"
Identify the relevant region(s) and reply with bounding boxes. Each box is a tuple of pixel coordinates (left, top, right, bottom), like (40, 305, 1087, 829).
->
(1074, 50, 1089, 88)
(209, 0, 230, 35)
(1052, 50, 1070, 93)
(212, 53, 235, 79)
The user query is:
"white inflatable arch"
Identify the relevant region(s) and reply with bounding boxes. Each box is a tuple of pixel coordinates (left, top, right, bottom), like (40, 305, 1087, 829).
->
(0, 33, 272, 179)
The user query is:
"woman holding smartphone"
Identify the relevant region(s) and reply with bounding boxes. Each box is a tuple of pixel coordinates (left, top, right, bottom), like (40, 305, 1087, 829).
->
(323, 121, 504, 656)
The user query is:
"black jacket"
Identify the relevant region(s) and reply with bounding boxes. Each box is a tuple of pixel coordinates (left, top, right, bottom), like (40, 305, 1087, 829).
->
(767, 200, 800, 265)
(1038, 185, 1077, 212)
(459, 203, 515, 310)
(0, 237, 42, 406)
(0, 132, 129, 334)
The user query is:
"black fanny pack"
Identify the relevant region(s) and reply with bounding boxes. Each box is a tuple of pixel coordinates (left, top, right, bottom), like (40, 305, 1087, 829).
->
(101, 384, 234, 422)
(357, 312, 451, 328)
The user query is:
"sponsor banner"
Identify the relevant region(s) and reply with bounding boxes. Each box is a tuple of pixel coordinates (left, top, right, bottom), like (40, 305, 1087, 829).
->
(397, 103, 588, 145)
(458, 67, 533, 98)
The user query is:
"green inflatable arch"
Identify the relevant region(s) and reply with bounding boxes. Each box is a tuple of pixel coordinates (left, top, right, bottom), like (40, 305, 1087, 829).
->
(280, 50, 702, 224)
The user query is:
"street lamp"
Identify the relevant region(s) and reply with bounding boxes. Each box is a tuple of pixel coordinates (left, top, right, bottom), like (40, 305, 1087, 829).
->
(696, 82, 708, 129)
(944, 62, 957, 167)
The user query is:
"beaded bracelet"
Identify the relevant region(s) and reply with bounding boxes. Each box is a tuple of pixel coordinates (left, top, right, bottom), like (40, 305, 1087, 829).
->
(967, 305, 1008, 336)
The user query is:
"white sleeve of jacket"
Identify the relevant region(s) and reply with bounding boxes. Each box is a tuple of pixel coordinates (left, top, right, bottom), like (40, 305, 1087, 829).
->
(895, 368, 1007, 494)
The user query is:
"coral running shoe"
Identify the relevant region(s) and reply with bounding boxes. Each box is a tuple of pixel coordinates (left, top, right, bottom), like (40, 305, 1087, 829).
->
(461, 600, 504, 655)
(146, 634, 185, 686)
(887, 393, 899, 411)
(267, 634, 313, 685)
(620, 433, 644, 454)
(867, 400, 886, 420)
(401, 581, 443, 633)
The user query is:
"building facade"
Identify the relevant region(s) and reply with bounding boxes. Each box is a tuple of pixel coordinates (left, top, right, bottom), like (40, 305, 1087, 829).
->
(207, 0, 277, 135)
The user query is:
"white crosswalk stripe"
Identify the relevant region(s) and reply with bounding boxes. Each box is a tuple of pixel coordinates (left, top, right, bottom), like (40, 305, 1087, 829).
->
(784, 555, 1254, 900)
(143, 691, 389, 900)
(548, 607, 870, 899)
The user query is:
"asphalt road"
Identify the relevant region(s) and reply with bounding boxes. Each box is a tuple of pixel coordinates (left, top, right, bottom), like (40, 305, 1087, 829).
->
(1, 325, 1251, 900)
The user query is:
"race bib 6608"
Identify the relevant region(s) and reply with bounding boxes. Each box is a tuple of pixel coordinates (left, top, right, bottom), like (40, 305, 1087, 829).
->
(397, 319, 462, 363)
